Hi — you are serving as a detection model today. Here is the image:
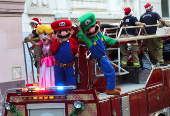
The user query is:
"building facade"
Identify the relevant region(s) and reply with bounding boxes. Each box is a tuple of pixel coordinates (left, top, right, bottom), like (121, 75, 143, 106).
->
(0, 0, 26, 113)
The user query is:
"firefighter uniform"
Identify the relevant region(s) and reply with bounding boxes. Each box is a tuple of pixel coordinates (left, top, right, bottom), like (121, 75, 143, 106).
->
(32, 28, 42, 70)
(140, 3, 165, 65)
(119, 35, 140, 68)
(144, 36, 164, 64)
(120, 9, 140, 68)
(29, 18, 42, 76)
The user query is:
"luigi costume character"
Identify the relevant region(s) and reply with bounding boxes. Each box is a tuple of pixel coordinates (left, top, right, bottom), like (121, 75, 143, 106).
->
(50, 19, 78, 86)
(75, 12, 121, 95)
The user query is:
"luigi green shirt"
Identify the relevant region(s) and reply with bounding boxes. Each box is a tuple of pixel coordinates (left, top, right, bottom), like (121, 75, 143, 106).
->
(76, 30, 116, 48)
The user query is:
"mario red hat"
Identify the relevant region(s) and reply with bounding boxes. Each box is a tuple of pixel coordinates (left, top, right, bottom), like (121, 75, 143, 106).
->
(30, 18, 42, 25)
(124, 7, 132, 17)
(51, 19, 72, 31)
(144, 3, 152, 10)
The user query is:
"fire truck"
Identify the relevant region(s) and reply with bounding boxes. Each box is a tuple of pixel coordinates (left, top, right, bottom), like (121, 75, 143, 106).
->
(2, 21, 170, 116)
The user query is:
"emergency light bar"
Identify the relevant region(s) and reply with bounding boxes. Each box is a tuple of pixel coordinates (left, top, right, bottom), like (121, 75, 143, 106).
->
(50, 86, 76, 90)
(22, 95, 66, 100)
(56, 87, 63, 90)
(18, 86, 76, 92)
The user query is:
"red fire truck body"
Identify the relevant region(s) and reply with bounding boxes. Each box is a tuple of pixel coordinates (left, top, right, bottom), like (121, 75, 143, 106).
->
(3, 67, 170, 116)
(2, 24, 170, 116)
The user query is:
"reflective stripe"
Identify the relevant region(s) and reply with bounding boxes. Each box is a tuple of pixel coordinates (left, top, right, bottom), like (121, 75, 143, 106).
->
(133, 62, 140, 66)
(121, 61, 127, 65)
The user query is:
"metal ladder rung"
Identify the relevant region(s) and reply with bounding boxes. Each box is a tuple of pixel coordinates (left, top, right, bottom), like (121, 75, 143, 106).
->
(96, 70, 129, 77)
(112, 60, 119, 62)
(107, 33, 117, 35)
(116, 72, 129, 75)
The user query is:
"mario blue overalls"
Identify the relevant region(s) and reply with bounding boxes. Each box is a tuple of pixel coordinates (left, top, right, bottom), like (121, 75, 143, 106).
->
(89, 33, 115, 90)
(54, 41, 76, 86)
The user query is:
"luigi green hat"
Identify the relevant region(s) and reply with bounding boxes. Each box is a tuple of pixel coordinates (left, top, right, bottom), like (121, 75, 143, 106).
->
(77, 12, 96, 31)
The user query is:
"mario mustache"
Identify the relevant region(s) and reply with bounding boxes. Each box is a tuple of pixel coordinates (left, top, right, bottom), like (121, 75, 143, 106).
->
(86, 25, 99, 37)
(57, 32, 71, 39)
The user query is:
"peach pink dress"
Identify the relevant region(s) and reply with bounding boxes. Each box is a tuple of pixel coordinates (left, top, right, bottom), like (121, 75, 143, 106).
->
(38, 41, 55, 87)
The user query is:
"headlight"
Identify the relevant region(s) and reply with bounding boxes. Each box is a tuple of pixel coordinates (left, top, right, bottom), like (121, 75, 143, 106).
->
(73, 101, 82, 109)
(3, 102, 12, 111)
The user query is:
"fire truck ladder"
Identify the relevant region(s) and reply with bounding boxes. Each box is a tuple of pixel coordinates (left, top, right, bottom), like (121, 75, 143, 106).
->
(117, 23, 170, 42)
(23, 37, 40, 86)
(99, 21, 170, 76)
(116, 21, 170, 70)
(23, 41, 35, 84)
(93, 27, 129, 77)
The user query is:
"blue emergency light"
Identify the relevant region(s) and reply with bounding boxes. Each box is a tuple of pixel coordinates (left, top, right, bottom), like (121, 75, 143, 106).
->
(57, 86, 64, 90)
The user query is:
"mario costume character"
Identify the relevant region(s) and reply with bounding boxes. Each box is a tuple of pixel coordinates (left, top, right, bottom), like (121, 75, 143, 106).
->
(75, 12, 121, 95)
(50, 19, 78, 86)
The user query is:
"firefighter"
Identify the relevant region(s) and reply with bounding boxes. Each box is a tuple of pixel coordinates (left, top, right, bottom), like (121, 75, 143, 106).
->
(140, 3, 168, 66)
(50, 19, 78, 86)
(75, 12, 121, 95)
(119, 7, 146, 68)
(24, 18, 42, 78)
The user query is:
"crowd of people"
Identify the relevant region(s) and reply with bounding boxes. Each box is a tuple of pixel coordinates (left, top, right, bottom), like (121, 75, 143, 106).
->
(25, 3, 168, 95)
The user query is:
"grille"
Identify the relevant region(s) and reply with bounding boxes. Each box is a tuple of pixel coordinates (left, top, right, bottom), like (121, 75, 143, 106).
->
(121, 95, 130, 116)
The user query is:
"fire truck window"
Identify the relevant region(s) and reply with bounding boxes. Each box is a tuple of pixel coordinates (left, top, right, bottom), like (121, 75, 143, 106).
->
(161, 0, 170, 17)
